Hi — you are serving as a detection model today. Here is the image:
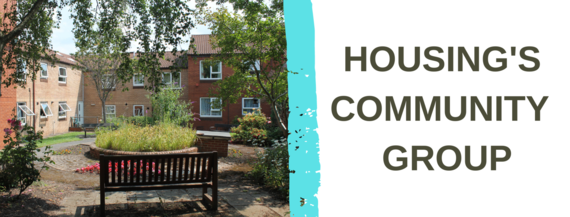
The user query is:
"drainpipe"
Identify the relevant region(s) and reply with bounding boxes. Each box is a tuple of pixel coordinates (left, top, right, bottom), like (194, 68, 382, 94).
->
(33, 66, 36, 132)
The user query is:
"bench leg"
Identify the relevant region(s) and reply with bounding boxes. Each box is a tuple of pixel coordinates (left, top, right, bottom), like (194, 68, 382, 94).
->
(212, 185, 218, 210)
(100, 189, 105, 217)
(202, 185, 208, 203)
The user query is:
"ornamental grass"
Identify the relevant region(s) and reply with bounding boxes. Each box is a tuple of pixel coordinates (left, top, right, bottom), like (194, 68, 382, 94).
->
(95, 122, 197, 152)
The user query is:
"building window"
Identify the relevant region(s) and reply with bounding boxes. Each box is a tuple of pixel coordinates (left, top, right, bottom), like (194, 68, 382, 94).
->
(133, 105, 144, 116)
(200, 97, 222, 117)
(242, 98, 260, 115)
(58, 102, 71, 119)
(200, 61, 222, 80)
(40, 102, 53, 118)
(17, 102, 34, 125)
(245, 60, 260, 77)
(162, 72, 181, 88)
(40, 63, 48, 78)
(16, 59, 27, 81)
(102, 74, 115, 89)
(133, 74, 144, 86)
(58, 67, 67, 83)
(104, 105, 116, 119)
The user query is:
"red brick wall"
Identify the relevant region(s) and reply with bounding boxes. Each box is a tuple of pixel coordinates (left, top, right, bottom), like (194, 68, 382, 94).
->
(188, 56, 271, 130)
(195, 137, 229, 157)
(0, 68, 16, 149)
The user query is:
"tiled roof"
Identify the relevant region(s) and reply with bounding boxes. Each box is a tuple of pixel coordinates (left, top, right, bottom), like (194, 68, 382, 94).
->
(130, 51, 188, 69)
(52, 51, 77, 65)
(189, 34, 221, 55)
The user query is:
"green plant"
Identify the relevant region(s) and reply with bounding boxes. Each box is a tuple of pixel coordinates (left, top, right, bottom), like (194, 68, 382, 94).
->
(95, 121, 197, 152)
(148, 86, 197, 127)
(230, 109, 269, 146)
(247, 137, 289, 199)
(0, 116, 53, 200)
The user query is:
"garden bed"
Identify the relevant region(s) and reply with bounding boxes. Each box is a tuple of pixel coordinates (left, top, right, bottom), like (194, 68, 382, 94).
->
(88, 143, 198, 159)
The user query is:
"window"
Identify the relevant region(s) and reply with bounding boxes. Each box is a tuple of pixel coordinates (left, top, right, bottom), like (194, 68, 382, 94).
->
(245, 60, 260, 77)
(133, 74, 144, 86)
(58, 102, 71, 119)
(40, 63, 48, 78)
(40, 102, 53, 118)
(58, 67, 67, 83)
(102, 74, 115, 89)
(17, 102, 33, 125)
(162, 72, 181, 88)
(104, 105, 116, 119)
(242, 98, 260, 115)
(133, 105, 144, 116)
(16, 60, 27, 81)
(200, 61, 222, 79)
(200, 97, 222, 117)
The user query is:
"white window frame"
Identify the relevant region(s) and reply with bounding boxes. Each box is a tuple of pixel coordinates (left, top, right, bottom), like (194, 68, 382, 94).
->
(17, 102, 27, 125)
(133, 105, 144, 117)
(162, 72, 181, 89)
(133, 73, 144, 86)
(40, 102, 53, 118)
(58, 102, 71, 119)
(242, 98, 261, 115)
(58, 67, 67, 83)
(16, 60, 27, 82)
(199, 60, 222, 80)
(40, 63, 48, 78)
(104, 105, 116, 119)
(102, 74, 115, 89)
(200, 97, 222, 117)
(245, 60, 260, 78)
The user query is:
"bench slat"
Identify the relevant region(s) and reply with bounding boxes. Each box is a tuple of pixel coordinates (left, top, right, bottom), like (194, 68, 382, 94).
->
(118, 159, 122, 184)
(195, 156, 201, 181)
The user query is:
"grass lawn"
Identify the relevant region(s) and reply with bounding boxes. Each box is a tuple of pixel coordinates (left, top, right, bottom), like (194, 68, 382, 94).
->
(38, 132, 95, 148)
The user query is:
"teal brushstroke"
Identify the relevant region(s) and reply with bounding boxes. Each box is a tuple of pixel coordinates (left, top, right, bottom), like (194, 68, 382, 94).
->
(284, 0, 320, 216)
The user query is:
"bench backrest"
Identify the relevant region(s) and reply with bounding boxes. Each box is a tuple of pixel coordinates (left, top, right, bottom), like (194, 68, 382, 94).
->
(100, 152, 217, 187)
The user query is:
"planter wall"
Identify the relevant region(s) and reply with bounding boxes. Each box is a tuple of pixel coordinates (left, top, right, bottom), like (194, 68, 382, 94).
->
(195, 136, 229, 157)
(88, 143, 198, 159)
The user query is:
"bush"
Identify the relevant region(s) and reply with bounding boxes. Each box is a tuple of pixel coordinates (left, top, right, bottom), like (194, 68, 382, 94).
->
(247, 138, 289, 199)
(95, 121, 197, 152)
(148, 86, 197, 127)
(111, 116, 155, 128)
(0, 117, 53, 199)
(230, 109, 269, 145)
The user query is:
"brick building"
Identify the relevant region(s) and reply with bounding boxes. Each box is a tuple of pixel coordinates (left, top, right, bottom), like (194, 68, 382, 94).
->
(83, 52, 190, 122)
(188, 34, 271, 130)
(1, 52, 84, 149)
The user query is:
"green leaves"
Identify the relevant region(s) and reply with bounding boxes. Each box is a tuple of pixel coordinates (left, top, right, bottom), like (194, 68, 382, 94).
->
(195, 0, 289, 136)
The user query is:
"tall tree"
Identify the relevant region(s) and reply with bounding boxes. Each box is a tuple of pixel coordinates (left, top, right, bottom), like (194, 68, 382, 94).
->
(194, 1, 290, 136)
(73, 34, 122, 123)
(70, 0, 194, 93)
(0, 0, 66, 97)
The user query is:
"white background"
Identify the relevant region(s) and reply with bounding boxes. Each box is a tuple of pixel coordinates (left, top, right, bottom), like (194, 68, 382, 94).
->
(314, 1, 570, 216)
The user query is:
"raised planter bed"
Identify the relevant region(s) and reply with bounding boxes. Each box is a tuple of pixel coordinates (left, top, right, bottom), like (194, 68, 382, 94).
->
(88, 143, 198, 159)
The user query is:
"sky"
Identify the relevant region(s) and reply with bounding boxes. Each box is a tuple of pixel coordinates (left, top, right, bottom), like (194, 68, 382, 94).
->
(51, 4, 216, 55)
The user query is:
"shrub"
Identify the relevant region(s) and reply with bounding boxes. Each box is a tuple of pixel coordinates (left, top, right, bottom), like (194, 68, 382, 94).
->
(95, 121, 197, 152)
(230, 109, 269, 145)
(0, 117, 53, 199)
(112, 116, 155, 127)
(247, 137, 289, 199)
(148, 86, 197, 127)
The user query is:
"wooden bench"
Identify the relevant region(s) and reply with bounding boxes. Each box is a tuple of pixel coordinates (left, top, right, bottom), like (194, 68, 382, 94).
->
(99, 152, 218, 216)
(213, 124, 239, 131)
(81, 123, 116, 137)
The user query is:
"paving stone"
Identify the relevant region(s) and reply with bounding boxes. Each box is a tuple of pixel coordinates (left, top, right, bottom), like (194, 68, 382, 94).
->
(103, 192, 127, 204)
(221, 194, 263, 206)
(232, 205, 281, 217)
(267, 204, 290, 217)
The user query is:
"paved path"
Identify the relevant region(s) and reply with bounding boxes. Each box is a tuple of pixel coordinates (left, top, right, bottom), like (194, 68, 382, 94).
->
(35, 138, 96, 159)
(52, 181, 290, 216)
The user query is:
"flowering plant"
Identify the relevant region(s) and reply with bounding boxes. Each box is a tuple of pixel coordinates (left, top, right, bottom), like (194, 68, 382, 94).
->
(230, 108, 269, 146)
(0, 115, 53, 200)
